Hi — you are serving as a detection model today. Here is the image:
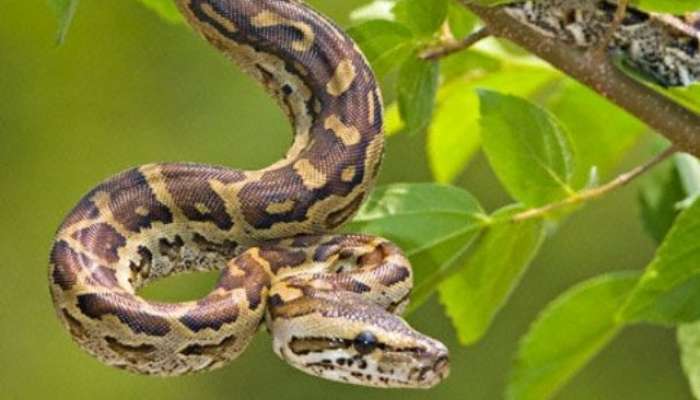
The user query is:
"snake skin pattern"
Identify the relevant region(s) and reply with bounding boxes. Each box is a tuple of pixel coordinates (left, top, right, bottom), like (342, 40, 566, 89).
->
(48, 0, 449, 388)
(504, 0, 700, 87)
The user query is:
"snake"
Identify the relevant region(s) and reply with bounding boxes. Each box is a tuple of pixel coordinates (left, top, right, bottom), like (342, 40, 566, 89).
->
(504, 0, 700, 87)
(48, 0, 449, 389)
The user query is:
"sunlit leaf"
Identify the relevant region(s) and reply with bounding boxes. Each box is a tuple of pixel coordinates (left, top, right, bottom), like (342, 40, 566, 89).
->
(676, 154, 700, 209)
(429, 66, 557, 183)
(347, 183, 489, 309)
(348, 20, 415, 79)
(138, 0, 183, 23)
(548, 81, 645, 188)
(636, 0, 700, 13)
(639, 159, 687, 243)
(678, 320, 700, 400)
(479, 90, 575, 207)
(619, 198, 700, 324)
(507, 272, 640, 400)
(439, 205, 545, 345)
(49, 0, 79, 45)
(350, 0, 397, 22)
(447, 3, 477, 38)
(348, 183, 487, 253)
(393, 0, 448, 36)
(397, 56, 440, 134)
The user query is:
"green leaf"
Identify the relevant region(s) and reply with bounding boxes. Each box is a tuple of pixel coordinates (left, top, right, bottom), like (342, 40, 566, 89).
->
(393, 0, 448, 36)
(347, 183, 487, 254)
(635, 0, 700, 13)
(548, 81, 645, 188)
(447, 3, 477, 38)
(49, 0, 79, 45)
(346, 183, 488, 309)
(384, 103, 405, 136)
(507, 272, 640, 400)
(639, 153, 700, 242)
(138, 0, 184, 23)
(350, 0, 397, 22)
(619, 198, 700, 324)
(429, 66, 557, 183)
(478, 90, 575, 207)
(439, 205, 545, 345)
(678, 321, 700, 399)
(348, 20, 415, 79)
(397, 56, 440, 134)
(439, 48, 503, 84)
(677, 154, 700, 209)
(668, 85, 700, 114)
(639, 160, 687, 243)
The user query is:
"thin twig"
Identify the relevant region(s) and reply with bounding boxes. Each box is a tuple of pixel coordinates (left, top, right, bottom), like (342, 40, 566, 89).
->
(595, 0, 629, 59)
(459, 1, 700, 157)
(420, 27, 491, 60)
(512, 146, 677, 222)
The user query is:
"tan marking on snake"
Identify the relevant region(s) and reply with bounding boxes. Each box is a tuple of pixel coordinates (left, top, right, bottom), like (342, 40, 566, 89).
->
(251, 11, 315, 52)
(293, 159, 327, 189)
(326, 59, 356, 97)
(49, 0, 448, 389)
(324, 115, 360, 146)
(266, 200, 296, 214)
(341, 166, 356, 183)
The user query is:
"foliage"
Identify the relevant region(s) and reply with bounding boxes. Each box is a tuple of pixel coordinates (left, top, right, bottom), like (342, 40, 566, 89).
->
(48, 0, 700, 398)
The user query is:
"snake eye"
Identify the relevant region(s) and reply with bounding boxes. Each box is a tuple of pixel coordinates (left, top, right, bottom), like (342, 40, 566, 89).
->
(353, 331, 378, 355)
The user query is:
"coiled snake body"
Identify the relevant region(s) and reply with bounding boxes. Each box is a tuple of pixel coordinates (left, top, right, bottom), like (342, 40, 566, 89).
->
(48, 0, 448, 388)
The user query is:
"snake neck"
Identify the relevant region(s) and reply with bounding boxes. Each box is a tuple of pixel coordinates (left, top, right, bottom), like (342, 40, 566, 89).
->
(176, 0, 385, 238)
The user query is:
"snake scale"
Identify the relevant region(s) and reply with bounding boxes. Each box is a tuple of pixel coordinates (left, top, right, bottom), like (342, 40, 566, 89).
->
(49, 0, 699, 390)
(48, 0, 448, 389)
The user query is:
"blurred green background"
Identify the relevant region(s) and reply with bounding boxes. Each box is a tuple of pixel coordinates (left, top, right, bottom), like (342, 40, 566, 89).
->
(0, 1, 691, 399)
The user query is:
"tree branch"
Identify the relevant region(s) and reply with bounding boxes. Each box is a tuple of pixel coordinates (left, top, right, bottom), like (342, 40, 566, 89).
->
(459, 1, 700, 157)
(420, 27, 491, 60)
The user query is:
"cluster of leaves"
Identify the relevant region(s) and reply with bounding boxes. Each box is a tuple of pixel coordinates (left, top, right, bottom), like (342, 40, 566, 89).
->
(50, 0, 700, 398)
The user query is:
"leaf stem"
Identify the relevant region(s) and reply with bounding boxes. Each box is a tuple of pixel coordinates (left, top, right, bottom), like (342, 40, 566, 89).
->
(512, 146, 677, 222)
(420, 27, 491, 60)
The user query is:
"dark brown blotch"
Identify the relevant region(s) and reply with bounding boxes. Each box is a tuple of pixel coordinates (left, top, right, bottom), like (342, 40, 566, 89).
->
(92, 265, 119, 288)
(76, 293, 171, 337)
(104, 336, 157, 361)
(50, 241, 89, 290)
(180, 335, 237, 356)
(258, 246, 307, 273)
(179, 295, 240, 333)
(158, 235, 185, 260)
(312, 236, 346, 262)
(290, 336, 351, 355)
(62, 309, 87, 340)
(129, 246, 153, 277)
(71, 223, 126, 264)
(291, 235, 323, 248)
(237, 167, 312, 229)
(100, 168, 173, 232)
(377, 263, 411, 287)
(217, 252, 271, 309)
(160, 164, 240, 230)
(325, 191, 365, 229)
(192, 233, 239, 259)
(59, 198, 100, 231)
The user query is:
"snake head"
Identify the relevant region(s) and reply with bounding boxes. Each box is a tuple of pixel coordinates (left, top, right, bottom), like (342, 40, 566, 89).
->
(268, 290, 449, 388)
